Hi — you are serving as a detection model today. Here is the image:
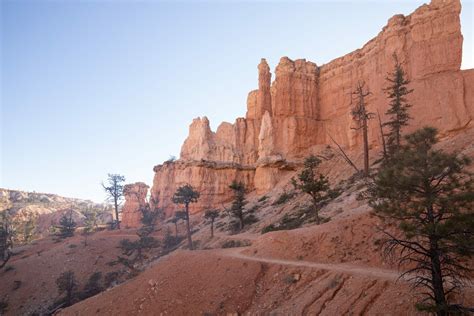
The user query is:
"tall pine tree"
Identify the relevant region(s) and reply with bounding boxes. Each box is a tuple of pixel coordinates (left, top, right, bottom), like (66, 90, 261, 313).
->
(383, 54, 413, 155)
(229, 181, 247, 231)
(172, 185, 200, 250)
(369, 127, 474, 315)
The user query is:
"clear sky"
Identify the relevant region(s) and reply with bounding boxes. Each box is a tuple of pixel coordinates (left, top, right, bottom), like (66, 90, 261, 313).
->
(1, 0, 473, 202)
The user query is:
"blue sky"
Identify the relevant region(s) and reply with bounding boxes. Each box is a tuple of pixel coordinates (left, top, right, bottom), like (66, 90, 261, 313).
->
(1, 0, 472, 202)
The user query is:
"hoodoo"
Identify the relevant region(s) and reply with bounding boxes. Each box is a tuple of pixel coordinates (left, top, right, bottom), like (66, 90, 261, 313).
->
(121, 182, 149, 228)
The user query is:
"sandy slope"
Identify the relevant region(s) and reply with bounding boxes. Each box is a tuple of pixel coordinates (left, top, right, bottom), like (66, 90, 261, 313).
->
(59, 211, 474, 315)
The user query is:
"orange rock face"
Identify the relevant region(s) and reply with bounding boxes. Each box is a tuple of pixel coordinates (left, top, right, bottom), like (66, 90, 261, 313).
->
(121, 182, 149, 228)
(151, 0, 473, 217)
(152, 161, 255, 218)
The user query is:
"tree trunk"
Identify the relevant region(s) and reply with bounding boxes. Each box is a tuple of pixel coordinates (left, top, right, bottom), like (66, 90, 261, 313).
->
(185, 203, 193, 250)
(363, 120, 369, 176)
(430, 238, 448, 316)
(210, 220, 214, 238)
(114, 198, 120, 229)
(377, 110, 387, 159)
(174, 222, 178, 238)
(239, 213, 244, 231)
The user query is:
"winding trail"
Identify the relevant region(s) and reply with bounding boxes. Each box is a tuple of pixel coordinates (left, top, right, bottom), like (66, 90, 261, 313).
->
(219, 247, 401, 281)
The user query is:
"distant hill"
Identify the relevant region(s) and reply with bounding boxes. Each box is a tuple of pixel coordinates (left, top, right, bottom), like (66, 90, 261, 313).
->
(0, 188, 113, 239)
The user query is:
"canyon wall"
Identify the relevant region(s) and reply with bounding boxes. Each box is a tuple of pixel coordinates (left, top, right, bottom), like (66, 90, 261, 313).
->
(147, 0, 473, 218)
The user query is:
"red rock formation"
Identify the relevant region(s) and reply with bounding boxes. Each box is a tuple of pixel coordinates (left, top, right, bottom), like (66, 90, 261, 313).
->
(319, 0, 467, 148)
(152, 161, 255, 218)
(151, 0, 473, 216)
(121, 182, 149, 228)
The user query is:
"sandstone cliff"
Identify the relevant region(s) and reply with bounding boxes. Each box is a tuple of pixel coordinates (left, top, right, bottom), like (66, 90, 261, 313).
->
(151, 0, 473, 217)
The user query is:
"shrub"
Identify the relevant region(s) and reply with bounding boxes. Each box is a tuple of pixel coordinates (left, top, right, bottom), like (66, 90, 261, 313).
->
(272, 191, 295, 205)
(247, 204, 259, 213)
(283, 274, 298, 284)
(261, 213, 305, 234)
(261, 224, 278, 234)
(243, 213, 258, 225)
(12, 280, 22, 291)
(221, 239, 250, 249)
(163, 233, 184, 251)
(81, 272, 103, 299)
(165, 155, 176, 164)
(56, 270, 78, 306)
(258, 195, 268, 203)
(0, 298, 8, 314)
(279, 214, 305, 229)
(104, 271, 120, 288)
(57, 212, 76, 239)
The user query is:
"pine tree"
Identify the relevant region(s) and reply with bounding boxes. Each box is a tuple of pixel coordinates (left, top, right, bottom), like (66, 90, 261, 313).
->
(351, 81, 375, 176)
(117, 203, 161, 271)
(0, 211, 14, 269)
(57, 211, 77, 239)
(81, 272, 103, 299)
(369, 127, 474, 315)
(82, 206, 98, 246)
(172, 185, 200, 250)
(204, 209, 219, 238)
(172, 210, 186, 238)
(229, 181, 247, 231)
(383, 54, 413, 155)
(56, 270, 78, 306)
(22, 211, 37, 244)
(292, 155, 331, 224)
(102, 174, 126, 229)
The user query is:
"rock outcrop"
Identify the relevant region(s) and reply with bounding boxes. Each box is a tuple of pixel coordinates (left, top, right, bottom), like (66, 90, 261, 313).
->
(151, 0, 473, 217)
(121, 182, 149, 228)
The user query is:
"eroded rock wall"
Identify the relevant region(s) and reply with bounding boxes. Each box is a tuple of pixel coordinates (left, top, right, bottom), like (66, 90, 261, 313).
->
(319, 0, 467, 148)
(152, 161, 255, 217)
(151, 0, 473, 217)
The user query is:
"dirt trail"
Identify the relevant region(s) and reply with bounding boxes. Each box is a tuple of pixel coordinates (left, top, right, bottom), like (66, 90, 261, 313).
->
(220, 247, 401, 281)
(212, 231, 259, 241)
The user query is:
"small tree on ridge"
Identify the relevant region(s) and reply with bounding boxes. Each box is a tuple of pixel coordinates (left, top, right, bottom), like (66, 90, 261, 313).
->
(102, 174, 125, 229)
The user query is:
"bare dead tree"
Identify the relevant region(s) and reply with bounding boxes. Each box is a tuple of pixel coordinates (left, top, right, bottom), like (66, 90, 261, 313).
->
(377, 110, 388, 160)
(351, 81, 375, 176)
